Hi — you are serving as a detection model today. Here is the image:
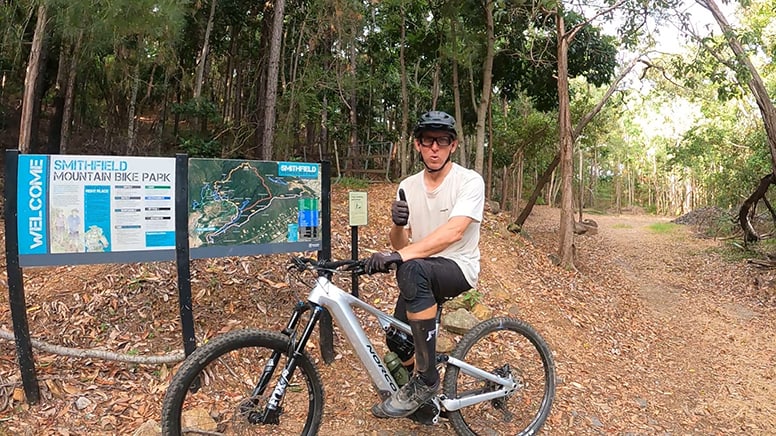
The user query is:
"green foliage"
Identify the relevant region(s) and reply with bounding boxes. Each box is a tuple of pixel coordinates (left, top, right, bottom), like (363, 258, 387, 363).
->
(492, 9, 618, 111)
(461, 289, 483, 308)
(710, 241, 758, 262)
(335, 177, 370, 190)
(171, 98, 221, 123)
(179, 136, 221, 158)
(647, 222, 681, 234)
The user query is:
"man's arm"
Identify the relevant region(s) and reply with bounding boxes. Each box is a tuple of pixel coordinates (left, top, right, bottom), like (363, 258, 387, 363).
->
(395, 216, 473, 261)
(390, 224, 410, 250)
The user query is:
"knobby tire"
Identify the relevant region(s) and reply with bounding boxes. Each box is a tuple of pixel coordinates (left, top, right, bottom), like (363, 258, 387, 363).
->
(161, 328, 324, 435)
(443, 317, 556, 436)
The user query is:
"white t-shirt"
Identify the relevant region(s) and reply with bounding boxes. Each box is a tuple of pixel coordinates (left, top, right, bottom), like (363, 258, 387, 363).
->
(398, 163, 485, 287)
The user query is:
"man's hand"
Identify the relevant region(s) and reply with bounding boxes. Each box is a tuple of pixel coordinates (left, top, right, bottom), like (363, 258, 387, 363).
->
(365, 251, 403, 274)
(391, 189, 409, 226)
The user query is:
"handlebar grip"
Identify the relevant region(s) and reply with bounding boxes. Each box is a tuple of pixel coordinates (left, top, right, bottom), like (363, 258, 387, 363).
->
(398, 188, 406, 202)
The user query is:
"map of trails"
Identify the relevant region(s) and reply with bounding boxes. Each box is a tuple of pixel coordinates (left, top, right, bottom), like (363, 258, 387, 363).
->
(188, 159, 321, 248)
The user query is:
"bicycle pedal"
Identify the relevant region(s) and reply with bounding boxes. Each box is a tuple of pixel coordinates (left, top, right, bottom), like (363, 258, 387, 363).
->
(407, 399, 440, 426)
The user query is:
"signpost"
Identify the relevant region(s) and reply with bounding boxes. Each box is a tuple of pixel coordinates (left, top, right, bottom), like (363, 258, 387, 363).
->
(348, 191, 368, 296)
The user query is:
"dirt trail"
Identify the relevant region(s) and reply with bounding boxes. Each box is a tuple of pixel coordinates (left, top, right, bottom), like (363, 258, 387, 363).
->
(2, 193, 775, 435)
(577, 213, 776, 434)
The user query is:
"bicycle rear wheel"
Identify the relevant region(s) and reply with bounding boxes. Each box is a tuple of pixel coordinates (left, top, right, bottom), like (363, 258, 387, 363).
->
(161, 328, 324, 435)
(443, 317, 555, 436)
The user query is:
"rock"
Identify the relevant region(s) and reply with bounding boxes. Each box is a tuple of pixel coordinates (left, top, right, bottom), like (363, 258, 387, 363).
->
(574, 220, 599, 235)
(444, 293, 471, 311)
(485, 200, 501, 214)
(74, 396, 91, 411)
(182, 407, 217, 432)
(470, 303, 492, 321)
(132, 420, 160, 436)
(507, 305, 520, 317)
(436, 335, 455, 353)
(442, 308, 479, 335)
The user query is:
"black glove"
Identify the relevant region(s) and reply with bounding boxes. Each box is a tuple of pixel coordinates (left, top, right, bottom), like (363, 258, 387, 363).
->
(365, 252, 403, 274)
(391, 189, 409, 226)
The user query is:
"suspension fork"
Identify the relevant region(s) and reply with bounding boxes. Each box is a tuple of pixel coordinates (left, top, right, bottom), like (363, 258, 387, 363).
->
(250, 302, 325, 423)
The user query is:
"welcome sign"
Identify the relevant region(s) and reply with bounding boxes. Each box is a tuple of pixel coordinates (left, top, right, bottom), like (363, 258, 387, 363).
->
(16, 155, 177, 266)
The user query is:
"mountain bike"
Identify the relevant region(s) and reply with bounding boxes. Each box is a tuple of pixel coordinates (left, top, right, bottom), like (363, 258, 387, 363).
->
(160, 256, 556, 435)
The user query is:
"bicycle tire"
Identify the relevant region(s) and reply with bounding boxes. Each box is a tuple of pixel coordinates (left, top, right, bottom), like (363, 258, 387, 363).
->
(443, 317, 555, 436)
(161, 328, 324, 435)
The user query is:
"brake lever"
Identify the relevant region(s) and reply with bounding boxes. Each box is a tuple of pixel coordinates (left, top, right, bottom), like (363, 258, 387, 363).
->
(288, 257, 309, 272)
(344, 260, 367, 276)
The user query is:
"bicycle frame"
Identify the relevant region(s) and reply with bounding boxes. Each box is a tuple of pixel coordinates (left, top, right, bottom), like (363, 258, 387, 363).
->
(285, 274, 518, 413)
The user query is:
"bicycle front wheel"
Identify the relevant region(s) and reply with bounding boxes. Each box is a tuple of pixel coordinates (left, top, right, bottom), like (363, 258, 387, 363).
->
(443, 317, 555, 436)
(161, 328, 324, 435)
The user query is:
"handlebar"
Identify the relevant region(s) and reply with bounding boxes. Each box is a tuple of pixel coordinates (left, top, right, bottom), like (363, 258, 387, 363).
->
(288, 256, 367, 276)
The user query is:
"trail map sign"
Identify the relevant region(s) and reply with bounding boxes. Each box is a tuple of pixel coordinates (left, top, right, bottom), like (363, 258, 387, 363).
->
(16, 155, 176, 266)
(187, 159, 322, 258)
(4, 152, 331, 405)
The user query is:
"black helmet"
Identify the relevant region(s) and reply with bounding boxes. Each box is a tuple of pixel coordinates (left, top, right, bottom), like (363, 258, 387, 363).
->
(413, 111, 457, 138)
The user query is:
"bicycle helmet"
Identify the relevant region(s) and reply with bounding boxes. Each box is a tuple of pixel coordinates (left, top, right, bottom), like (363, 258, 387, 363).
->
(413, 111, 457, 138)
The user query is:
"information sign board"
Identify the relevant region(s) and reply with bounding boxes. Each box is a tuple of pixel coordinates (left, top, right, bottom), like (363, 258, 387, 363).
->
(16, 155, 176, 266)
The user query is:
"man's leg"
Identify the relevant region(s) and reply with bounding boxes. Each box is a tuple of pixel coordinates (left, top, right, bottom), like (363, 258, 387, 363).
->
(407, 305, 438, 388)
(373, 258, 470, 418)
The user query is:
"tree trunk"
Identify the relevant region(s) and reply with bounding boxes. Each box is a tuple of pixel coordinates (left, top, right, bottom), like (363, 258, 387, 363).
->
(431, 61, 440, 109)
(47, 46, 68, 154)
(500, 166, 508, 211)
(577, 144, 583, 222)
(194, 0, 217, 100)
(18, 4, 47, 153)
(261, 0, 286, 160)
(486, 100, 493, 199)
(556, 16, 575, 269)
(127, 51, 141, 153)
(473, 0, 495, 175)
(738, 173, 775, 243)
(451, 17, 465, 168)
(347, 40, 358, 170)
(399, 4, 409, 178)
(61, 32, 83, 155)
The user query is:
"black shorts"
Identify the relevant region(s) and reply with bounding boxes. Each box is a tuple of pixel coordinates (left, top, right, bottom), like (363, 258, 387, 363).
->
(393, 257, 472, 318)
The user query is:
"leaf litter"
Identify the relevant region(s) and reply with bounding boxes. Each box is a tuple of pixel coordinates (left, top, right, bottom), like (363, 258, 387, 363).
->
(0, 183, 774, 434)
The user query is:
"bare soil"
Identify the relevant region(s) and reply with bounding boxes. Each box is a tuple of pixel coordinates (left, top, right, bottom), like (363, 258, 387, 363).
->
(1, 183, 775, 435)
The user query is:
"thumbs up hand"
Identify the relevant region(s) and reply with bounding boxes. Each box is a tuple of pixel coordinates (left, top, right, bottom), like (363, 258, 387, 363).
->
(391, 188, 409, 226)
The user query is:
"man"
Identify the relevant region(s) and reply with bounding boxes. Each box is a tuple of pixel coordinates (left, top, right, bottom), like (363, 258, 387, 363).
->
(366, 110, 485, 418)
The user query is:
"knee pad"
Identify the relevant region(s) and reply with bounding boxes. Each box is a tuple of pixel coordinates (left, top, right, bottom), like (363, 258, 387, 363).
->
(396, 260, 436, 313)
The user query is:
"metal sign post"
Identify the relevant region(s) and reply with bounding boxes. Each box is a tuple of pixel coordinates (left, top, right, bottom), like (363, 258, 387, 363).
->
(348, 191, 368, 297)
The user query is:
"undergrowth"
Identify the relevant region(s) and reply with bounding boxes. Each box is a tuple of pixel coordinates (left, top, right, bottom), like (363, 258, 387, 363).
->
(647, 222, 681, 234)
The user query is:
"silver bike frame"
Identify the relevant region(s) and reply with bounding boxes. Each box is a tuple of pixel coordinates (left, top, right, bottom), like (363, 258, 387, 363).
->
(306, 275, 517, 411)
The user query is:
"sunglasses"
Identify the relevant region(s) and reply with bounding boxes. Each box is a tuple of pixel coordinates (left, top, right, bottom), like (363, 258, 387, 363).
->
(419, 136, 454, 148)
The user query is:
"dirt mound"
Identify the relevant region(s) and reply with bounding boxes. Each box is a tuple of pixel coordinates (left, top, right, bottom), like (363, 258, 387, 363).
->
(671, 206, 732, 226)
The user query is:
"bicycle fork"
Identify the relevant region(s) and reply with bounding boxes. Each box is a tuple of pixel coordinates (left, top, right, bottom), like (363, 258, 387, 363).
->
(247, 301, 324, 424)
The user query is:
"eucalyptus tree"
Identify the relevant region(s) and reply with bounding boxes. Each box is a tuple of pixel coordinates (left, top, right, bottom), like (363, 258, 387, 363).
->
(0, 1, 32, 100)
(14, 0, 189, 154)
(505, 0, 678, 268)
(491, 2, 620, 267)
(18, 2, 47, 154)
(664, 0, 776, 240)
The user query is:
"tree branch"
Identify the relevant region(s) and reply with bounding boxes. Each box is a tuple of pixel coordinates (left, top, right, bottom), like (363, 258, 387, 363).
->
(0, 328, 185, 365)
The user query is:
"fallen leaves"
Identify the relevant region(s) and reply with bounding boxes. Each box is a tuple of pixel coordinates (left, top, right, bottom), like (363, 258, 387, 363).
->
(0, 185, 774, 434)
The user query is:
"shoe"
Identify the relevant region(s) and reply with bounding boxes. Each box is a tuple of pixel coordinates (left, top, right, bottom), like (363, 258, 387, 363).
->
(371, 375, 439, 419)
